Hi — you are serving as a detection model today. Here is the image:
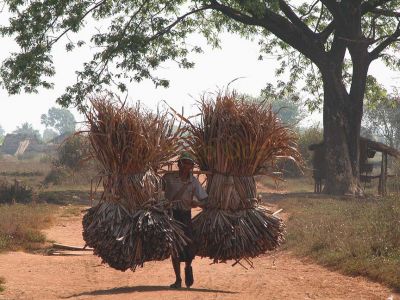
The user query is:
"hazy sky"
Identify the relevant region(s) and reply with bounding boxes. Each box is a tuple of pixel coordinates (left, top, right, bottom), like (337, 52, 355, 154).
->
(0, 31, 284, 134)
(0, 15, 398, 135)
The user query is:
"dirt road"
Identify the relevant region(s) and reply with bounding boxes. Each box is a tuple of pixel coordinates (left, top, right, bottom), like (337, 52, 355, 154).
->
(0, 205, 398, 300)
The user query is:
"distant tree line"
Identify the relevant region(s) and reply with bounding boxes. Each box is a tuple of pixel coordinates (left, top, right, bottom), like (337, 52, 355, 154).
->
(0, 107, 76, 144)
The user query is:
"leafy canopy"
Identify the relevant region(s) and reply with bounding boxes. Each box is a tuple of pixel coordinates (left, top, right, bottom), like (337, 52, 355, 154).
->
(1, 1, 400, 110)
(12, 122, 41, 140)
(364, 77, 400, 148)
(40, 107, 76, 134)
(0, 125, 5, 137)
(42, 128, 58, 142)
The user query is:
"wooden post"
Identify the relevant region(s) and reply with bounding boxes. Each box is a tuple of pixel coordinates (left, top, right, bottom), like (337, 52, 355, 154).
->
(383, 152, 388, 196)
(12, 179, 20, 204)
(378, 154, 383, 195)
(378, 153, 388, 196)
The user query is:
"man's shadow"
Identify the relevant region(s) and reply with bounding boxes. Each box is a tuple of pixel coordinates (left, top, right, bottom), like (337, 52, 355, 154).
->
(63, 285, 237, 298)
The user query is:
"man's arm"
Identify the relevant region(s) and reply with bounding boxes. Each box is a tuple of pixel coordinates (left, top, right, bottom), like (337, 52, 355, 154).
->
(192, 176, 208, 208)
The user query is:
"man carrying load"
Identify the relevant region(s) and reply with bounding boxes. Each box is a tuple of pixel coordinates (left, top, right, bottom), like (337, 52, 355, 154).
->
(162, 151, 208, 289)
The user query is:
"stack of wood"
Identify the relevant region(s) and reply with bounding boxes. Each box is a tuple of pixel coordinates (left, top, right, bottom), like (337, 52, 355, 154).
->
(184, 91, 302, 266)
(82, 97, 188, 271)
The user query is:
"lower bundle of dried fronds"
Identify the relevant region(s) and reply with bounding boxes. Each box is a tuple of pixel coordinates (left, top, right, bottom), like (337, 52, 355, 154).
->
(193, 206, 284, 267)
(83, 201, 187, 271)
(192, 173, 285, 265)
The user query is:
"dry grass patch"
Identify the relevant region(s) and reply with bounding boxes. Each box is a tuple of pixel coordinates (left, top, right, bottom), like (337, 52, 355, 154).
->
(0, 204, 57, 252)
(280, 195, 400, 291)
(59, 205, 84, 217)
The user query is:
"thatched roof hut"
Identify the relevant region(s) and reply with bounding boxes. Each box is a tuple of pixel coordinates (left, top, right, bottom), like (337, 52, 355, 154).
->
(309, 137, 399, 195)
(1, 133, 43, 155)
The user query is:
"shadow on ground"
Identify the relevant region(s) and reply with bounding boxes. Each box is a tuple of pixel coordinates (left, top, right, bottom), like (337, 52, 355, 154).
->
(63, 285, 238, 298)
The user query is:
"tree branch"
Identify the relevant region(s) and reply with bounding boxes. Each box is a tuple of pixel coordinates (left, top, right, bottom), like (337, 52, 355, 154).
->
(314, 3, 324, 33)
(317, 20, 335, 44)
(361, 0, 392, 15)
(209, 0, 325, 65)
(369, 8, 400, 18)
(299, 0, 320, 20)
(148, 4, 214, 42)
(320, 0, 347, 27)
(48, 0, 106, 47)
(278, 0, 317, 40)
(369, 22, 400, 61)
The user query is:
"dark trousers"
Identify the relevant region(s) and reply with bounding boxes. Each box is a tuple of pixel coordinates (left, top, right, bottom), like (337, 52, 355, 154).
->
(172, 209, 195, 262)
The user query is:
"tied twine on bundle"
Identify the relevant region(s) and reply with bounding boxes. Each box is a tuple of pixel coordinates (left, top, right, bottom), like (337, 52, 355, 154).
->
(193, 172, 285, 266)
(206, 173, 260, 210)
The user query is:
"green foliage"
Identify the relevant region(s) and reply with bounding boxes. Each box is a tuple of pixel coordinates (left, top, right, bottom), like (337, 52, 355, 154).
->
(54, 135, 90, 172)
(277, 123, 323, 177)
(41, 107, 76, 134)
(0, 203, 55, 252)
(364, 77, 400, 149)
(297, 124, 324, 168)
(0, 124, 5, 138)
(42, 167, 69, 186)
(1, 1, 400, 111)
(281, 196, 400, 290)
(0, 171, 43, 177)
(42, 128, 58, 143)
(364, 76, 391, 109)
(0, 179, 33, 204)
(260, 83, 304, 125)
(12, 122, 41, 141)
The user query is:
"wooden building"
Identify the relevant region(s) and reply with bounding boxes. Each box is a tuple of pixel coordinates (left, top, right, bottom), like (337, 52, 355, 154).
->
(309, 137, 400, 195)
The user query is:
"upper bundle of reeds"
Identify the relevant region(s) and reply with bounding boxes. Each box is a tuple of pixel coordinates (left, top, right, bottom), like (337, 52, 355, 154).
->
(184, 91, 302, 265)
(82, 96, 188, 271)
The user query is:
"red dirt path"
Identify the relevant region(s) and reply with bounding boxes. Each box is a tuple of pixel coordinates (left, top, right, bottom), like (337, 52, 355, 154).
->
(0, 204, 398, 300)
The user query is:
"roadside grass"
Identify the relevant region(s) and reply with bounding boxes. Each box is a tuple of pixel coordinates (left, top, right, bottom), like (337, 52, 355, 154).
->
(0, 204, 57, 252)
(59, 205, 85, 217)
(0, 276, 5, 292)
(259, 173, 314, 193)
(279, 195, 400, 291)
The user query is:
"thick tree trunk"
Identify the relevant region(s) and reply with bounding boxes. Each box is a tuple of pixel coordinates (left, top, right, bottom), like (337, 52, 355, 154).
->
(321, 72, 364, 195)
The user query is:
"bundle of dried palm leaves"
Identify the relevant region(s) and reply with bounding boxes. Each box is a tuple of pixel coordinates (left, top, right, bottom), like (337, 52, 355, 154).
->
(82, 96, 188, 271)
(183, 91, 302, 265)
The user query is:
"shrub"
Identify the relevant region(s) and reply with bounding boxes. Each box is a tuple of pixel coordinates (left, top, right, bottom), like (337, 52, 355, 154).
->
(56, 135, 91, 172)
(278, 124, 323, 177)
(42, 167, 69, 186)
(0, 179, 33, 204)
(297, 124, 323, 167)
(39, 153, 52, 163)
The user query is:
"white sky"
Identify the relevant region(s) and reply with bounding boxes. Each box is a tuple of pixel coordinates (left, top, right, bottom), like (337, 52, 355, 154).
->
(0, 17, 399, 134)
(0, 31, 284, 134)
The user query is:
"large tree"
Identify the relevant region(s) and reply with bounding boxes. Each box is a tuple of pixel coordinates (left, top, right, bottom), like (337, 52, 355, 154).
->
(41, 107, 76, 135)
(1, 1, 400, 195)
